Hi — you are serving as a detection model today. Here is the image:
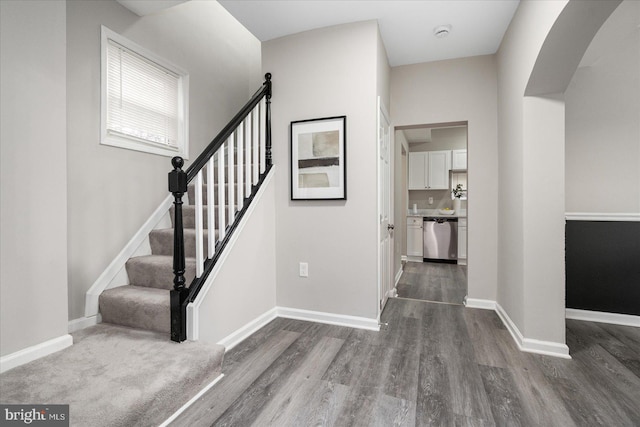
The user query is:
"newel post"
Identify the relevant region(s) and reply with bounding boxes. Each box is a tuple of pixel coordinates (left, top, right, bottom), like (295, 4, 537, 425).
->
(264, 73, 272, 167)
(168, 156, 188, 342)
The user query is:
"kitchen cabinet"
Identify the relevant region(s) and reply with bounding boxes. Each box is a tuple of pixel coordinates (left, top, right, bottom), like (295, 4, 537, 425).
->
(458, 217, 467, 264)
(452, 149, 467, 170)
(407, 216, 423, 257)
(408, 150, 451, 190)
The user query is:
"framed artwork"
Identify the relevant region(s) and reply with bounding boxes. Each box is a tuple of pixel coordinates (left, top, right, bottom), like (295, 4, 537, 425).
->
(290, 116, 346, 200)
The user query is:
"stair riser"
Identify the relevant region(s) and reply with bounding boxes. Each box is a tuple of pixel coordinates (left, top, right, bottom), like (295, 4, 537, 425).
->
(126, 257, 196, 290)
(149, 229, 214, 258)
(99, 288, 169, 333)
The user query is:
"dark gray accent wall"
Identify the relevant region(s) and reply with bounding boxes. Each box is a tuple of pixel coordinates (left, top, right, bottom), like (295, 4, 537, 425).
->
(566, 221, 640, 316)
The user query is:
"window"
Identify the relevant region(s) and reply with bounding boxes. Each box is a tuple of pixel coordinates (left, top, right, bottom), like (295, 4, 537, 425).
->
(101, 26, 189, 157)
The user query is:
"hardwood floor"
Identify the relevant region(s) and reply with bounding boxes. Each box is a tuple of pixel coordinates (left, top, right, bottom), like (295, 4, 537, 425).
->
(170, 299, 640, 426)
(397, 261, 467, 305)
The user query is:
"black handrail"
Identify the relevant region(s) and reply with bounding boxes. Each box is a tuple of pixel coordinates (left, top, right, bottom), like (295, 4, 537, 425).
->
(168, 73, 272, 342)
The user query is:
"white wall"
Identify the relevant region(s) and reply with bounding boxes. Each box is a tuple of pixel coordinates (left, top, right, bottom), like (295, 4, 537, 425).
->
(263, 21, 381, 319)
(196, 174, 277, 344)
(391, 55, 498, 302)
(0, 0, 69, 356)
(66, 0, 262, 320)
(565, 0, 640, 213)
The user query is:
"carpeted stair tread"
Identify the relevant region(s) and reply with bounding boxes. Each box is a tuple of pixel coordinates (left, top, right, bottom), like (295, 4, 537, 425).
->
(126, 255, 195, 290)
(149, 228, 217, 258)
(0, 323, 224, 427)
(99, 286, 170, 333)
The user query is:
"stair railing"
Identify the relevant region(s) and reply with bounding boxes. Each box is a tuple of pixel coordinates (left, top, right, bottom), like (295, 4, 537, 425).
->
(168, 73, 272, 342)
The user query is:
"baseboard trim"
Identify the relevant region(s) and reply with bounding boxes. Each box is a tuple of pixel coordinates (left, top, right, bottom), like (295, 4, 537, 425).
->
(465, 298, 496, 310)
(394, 266, 403, 287)
(85, 194, 173, 317)
(187, 170, 275, 341)
(68, 314, 101, 333)
(158, 373, 224, 427)
(1, 334, 73, 374)
(566, 308, 640, 327)
(276, 306, 380, 331)
(216, 308, 278, 351)
(495, 303, 571, 359)
(565, 212, 640, 222)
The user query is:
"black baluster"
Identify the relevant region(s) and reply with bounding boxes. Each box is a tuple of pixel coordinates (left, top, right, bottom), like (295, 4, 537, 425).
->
(168, 156, 188, 342)
(264, 73, 272, 168)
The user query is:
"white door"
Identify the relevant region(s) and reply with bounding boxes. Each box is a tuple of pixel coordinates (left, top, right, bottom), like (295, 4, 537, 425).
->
(378, 97, 393, 318)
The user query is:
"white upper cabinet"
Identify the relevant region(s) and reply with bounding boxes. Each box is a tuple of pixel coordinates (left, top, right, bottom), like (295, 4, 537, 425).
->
(452, 149, 467, 170)
(408, 150, 451, 190)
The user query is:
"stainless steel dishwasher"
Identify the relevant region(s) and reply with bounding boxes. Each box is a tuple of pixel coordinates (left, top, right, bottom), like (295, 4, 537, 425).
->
(423, 217, 458, 263)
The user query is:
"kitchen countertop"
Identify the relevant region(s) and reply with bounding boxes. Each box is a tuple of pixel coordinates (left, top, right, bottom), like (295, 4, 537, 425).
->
(408, 209, 467, 218)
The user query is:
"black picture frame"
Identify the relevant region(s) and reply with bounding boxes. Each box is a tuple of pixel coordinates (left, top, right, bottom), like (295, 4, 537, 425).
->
(290, 116, 347, 200)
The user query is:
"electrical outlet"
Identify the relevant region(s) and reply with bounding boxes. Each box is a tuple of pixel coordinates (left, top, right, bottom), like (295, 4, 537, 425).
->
(428, 197, 434, 205)
(299, 262, 309, 277)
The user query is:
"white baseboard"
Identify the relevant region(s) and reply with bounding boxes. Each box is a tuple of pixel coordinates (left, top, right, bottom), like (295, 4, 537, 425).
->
(565, 212, 640, 222)
(216, 308, 278, 351)
(566, 309, 640, 327)
(276, 306, 380, 331)
(495, 303, 571, 359)
(1, 334, 73, 374)
(158, 373, 224, 427)
(394, 266, 403, 287)
(406, 256, 422, 263)
(68, 315, 101, 333)
(465, 298, 496, 310)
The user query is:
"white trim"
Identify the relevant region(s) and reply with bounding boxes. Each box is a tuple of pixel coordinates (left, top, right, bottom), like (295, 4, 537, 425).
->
(394, 265, 403, 287)
(1, 335, 73, 374)
(566, 309, 640, 327)
(158, 374, 224, 427)
(495, 303, 571, 359)
(565, 212, 640, 222)
(216, 308, 278, 351)
(401, 255, 408, 263)
(85, 195, 173, 316)
(68, 314, 102, 333)
(276, 307, 380, 331)
(187, 170, 275, 341)
(465, 298, 496, 310)
(407, 255, 423, 263)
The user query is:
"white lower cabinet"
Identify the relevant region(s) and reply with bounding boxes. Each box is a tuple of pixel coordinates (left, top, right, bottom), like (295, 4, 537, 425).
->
(458, 217, 467, 264)
(407, 216, 423, 257)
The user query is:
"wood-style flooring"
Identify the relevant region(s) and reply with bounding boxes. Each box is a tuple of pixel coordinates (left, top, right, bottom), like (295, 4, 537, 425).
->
(397, 261, 467, 305)
(170, 299, 640, 426)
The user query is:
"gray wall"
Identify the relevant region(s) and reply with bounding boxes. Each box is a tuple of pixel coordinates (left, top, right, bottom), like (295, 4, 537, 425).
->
(391, 55, 498, 302)
(565, 0, 640, 214)
(66, 0, 262, 320)
(263, 21, 382, 319)
(1, 0, 69, 356)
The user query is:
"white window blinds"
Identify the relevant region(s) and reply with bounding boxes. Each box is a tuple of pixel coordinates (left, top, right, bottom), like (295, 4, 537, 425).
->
(106, 39, 180, 148)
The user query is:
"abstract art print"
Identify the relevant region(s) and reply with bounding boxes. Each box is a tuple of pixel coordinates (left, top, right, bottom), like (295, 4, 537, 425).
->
(291, 116, 346, 200)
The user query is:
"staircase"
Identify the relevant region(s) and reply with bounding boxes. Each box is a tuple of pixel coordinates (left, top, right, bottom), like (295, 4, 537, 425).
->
(96, 73, 272, 342)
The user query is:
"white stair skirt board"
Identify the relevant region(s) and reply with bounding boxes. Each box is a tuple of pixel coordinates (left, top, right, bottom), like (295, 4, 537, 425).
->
(495, 303, 571, 359)
(158, 374, 224, 427)
(85, 195, 174, 317)
(465, 298, 497, 310)
(68, 314, 102, 333)
(394, 266, 403, 288)
(276, 307, 380, 332)
(217, 308, 278, 351)
(566, 309, 640, 328)
(187, 170, 275, 341)
(1, 334, 73, 374)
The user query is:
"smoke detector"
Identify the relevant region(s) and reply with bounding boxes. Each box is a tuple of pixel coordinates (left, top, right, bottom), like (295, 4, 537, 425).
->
(433, 25, 452, 38)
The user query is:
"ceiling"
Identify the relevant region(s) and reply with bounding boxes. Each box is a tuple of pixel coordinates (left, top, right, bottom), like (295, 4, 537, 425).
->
(218, 0, 520, 66)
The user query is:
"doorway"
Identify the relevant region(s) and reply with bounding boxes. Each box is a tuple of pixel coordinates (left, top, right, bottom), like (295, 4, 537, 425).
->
(394, 123, 468, 305)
